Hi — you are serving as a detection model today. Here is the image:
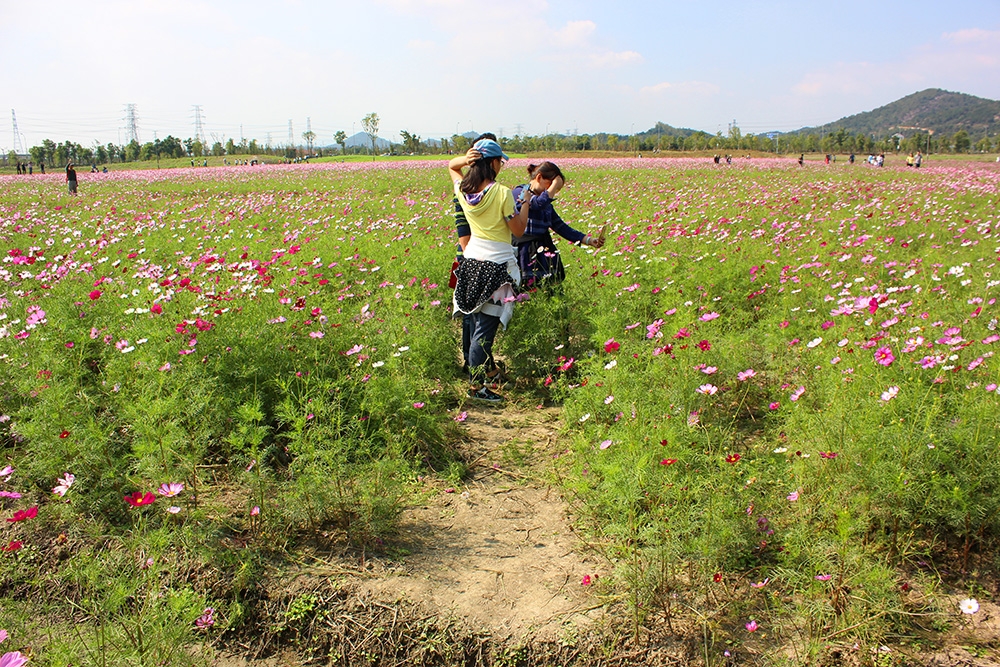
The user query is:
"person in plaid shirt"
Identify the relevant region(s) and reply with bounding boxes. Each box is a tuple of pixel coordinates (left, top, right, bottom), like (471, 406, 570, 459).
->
(510, 162, 604, 288)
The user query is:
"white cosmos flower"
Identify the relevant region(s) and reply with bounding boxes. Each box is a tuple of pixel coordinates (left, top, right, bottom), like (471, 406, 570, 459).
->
(960, 598, 980, 614)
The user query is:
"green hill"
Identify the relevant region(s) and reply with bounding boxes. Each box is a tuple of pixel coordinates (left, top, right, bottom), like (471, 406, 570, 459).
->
(790, 88, 1000, 138)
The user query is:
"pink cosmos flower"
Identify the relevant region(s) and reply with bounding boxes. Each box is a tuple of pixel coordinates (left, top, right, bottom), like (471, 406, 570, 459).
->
(52, 472, 75, 497)
(790, 386, 805, 401)
(646, 319, 664, 339)
(750, 578, 769, 588)
(745, 620, 758, 632)
(697, 384, 718, 395)
(0, 651, 27, 667)
(699, 312, 720, 322)
(874, 346, 895, 366)
(344, 344, 363, 356)
(453, 411, 468, 423)
(195, 607, 215, 629)
(599, 439, 613, 450)
(150, 303, 163, 315)
(787, 491, 799, 501)
(413, 402, 425, 409)
(880, 386, 900, 402)
(0, 630, 7, 644)
(251, 506, 260, 516)
(815, 574, 832, 581)
(737, 369, 756, 381)
(769, 402, 780, 410)
(89, 290, 102, 300)
(581, 574, 593, 586)
(158, 482, 184, 498)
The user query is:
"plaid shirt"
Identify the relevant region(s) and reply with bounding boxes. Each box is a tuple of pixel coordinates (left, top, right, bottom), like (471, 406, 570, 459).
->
(511, 185, 586, 244)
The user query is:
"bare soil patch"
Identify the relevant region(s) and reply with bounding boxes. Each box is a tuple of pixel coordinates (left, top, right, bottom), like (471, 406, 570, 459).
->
(359, 403, 602, 640)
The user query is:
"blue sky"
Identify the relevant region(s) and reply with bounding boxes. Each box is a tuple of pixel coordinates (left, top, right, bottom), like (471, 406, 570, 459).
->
(2, 0, 998, 149)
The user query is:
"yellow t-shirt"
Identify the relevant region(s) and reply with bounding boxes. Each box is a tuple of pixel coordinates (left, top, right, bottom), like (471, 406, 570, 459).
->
(454, 180, 515, 244)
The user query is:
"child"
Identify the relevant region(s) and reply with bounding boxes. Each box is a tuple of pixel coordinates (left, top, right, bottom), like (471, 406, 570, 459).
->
(510, 162, 604, 289)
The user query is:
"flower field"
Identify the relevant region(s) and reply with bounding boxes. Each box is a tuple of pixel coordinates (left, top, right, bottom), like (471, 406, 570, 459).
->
(1, 158, 999, 664)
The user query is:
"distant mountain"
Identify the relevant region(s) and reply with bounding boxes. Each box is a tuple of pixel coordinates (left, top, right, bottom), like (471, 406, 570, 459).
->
(787, 88, 1000, 138)
(320, 132, 391, 151)
(637, 121, 706, 139)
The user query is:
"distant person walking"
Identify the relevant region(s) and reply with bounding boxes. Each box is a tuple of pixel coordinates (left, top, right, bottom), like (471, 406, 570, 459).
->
(66, 162, 78, 194)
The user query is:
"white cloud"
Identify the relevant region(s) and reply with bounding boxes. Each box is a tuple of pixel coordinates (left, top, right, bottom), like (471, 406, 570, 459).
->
(793, 28, 1000, 98)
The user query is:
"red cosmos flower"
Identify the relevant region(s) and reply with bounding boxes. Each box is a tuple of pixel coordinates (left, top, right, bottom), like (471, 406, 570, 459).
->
(697, 339, 712, 351)
(713, 572, 723, 583)
(2, 540, 23, 552)
(725, 453, 741, 464)
(660, 458, 678, 466)
(89, 290, 102, 300)
(868, 297, 879, 314)
(7, 506, 38, 522)
(603, 338, 620, 353)
(59, 430, 70, 438)
(150, 303, 163, 315)
(124, 491, 156, 507)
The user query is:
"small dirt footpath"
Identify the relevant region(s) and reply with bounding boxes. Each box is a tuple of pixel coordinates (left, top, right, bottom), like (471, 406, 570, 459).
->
(361, 403, 602, 641)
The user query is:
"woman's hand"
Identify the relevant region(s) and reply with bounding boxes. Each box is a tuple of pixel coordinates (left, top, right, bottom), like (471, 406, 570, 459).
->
(548, 175, 565, 197)
(465, 148, 481, 166)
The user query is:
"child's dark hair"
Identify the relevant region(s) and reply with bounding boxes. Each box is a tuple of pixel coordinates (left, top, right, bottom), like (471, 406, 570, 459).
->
(460, 159, 498, 194)
(527, 161, 564, 181)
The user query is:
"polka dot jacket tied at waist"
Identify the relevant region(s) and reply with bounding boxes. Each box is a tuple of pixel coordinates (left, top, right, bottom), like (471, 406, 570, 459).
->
(452, 259, 516, 315)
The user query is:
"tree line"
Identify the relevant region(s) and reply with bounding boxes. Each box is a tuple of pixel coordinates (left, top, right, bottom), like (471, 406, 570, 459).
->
(5, 124, 994, 169)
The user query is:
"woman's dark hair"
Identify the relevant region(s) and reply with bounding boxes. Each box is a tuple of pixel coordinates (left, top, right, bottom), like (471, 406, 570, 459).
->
(460, 157, 500, 194)
(527, 161, 564, 181)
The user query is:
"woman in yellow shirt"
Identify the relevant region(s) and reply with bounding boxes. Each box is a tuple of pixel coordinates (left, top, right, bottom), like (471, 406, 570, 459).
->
(448, 139, 530, 402)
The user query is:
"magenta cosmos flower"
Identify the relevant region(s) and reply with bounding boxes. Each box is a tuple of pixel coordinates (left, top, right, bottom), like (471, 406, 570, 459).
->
(874, 346, 895, 366)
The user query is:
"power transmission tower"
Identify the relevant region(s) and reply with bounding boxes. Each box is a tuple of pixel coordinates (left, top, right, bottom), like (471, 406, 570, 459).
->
(11, 109, 24, 156)
(266, 132, 272, 149)
(124, 104, 140, 144)
(193, 105, 206, 145)
(287, 120, 294, 148)
(514, 122, 523, 136)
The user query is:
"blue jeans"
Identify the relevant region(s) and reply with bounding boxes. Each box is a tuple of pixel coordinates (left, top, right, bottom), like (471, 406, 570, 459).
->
(467, 312, 501, 384)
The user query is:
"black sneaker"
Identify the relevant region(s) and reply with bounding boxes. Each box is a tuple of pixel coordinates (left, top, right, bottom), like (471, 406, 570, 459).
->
(469, 386, 503, 403)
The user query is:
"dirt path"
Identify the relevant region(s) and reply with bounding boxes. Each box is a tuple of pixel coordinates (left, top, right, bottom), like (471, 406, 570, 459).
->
(360, 403, 603, 641)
